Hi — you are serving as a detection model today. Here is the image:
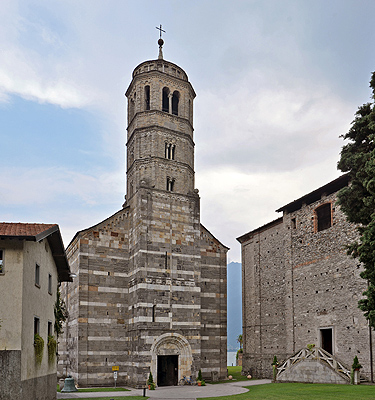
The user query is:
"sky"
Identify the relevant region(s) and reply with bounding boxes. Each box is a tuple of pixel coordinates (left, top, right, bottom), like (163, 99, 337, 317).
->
(1, 0, 375, 262)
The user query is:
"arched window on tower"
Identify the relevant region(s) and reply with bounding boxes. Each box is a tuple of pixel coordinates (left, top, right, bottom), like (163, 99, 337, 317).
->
(315, 203, 332, 232)
(144, 85, 150, 110)
(162, 87, 169, 113)
(172, 91, 180, 115)
(166, 177, 175, 192)
(165, 143, 176, 160)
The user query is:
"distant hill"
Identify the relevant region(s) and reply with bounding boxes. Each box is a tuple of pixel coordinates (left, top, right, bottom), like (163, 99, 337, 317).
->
(227, 262, 242, 351)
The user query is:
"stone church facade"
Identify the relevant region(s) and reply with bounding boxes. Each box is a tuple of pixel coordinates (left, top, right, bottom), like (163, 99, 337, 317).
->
(237, 174, 374, 380)
(58, 42, 228, 387)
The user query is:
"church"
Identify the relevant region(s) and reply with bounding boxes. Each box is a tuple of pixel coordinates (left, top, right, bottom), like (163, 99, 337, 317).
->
(58, 38, 228, 387)
(237, 174, 374, 381)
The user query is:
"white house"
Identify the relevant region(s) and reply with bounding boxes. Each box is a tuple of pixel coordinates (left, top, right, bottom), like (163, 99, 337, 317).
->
(0, 223, 71, 400)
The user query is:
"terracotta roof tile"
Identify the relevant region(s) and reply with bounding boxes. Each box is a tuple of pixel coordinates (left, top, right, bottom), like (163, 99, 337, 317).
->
(0, 223, 57, 237)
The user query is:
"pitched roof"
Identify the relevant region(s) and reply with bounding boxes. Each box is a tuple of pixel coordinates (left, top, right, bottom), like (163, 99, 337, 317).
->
(236, 217, 283, 244)
(0, 223, 57, 239)
(0, 222, 72, 282)
(276, 174, 349, 213)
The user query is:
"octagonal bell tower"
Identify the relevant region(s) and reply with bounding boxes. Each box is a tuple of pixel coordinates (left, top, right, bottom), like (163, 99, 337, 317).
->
(125, 38, 196, 199)
(124, 39, 203, 386)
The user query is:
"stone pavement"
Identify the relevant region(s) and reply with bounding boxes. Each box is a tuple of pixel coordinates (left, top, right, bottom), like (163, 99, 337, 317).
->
(57, 379, 271, 399)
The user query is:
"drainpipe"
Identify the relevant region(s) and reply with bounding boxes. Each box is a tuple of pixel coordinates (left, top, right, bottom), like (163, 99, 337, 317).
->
(370, 322, 373, 383)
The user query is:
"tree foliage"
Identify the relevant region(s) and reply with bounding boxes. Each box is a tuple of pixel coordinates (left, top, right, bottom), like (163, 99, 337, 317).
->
(237, 333, 243, 350)
(337, 71, 375, 328)
(54, 285, 68, 338)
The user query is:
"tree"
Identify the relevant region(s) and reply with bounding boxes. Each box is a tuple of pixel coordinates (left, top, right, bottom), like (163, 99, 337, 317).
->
(237, 334, 243, 350)
(337, 71, 375, 328)
(54, 285, 68, 338)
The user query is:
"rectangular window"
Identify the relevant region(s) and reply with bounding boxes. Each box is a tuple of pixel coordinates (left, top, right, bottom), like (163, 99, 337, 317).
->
(48, 321, 53, 337)
(34, 317, 40, 335)
(35, 264, 40, 287)
(48, 274, 52, 294)
(0, 249, 3, 273)
(316, 203, 332, 232)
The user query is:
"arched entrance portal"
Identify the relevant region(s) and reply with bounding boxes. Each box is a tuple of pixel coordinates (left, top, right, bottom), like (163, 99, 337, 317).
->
(150, 333, 192, 387)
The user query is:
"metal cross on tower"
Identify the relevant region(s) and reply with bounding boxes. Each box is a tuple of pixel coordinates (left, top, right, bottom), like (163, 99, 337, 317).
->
(156, 24, 166, 38)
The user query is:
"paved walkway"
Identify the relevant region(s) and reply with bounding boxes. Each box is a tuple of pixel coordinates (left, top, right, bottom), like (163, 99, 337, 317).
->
(57, 379, 271, 399)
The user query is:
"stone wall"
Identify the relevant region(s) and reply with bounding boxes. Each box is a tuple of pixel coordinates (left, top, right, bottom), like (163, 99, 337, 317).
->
(240, 185, 374, 380)
(0, 351, 56, 400)
(0, 350, 22, 400)
(59, 52, 227, 388)
(277, 358, 347, 384)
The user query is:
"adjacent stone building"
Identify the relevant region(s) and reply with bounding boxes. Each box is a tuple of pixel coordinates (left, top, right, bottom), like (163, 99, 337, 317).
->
(59, 40, 228, 387)
(237, 174, 374, 380)
(0, 223, 71, 400)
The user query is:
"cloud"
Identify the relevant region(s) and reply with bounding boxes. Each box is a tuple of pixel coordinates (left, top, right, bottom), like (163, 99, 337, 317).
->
(197, 154, 342, 262)
(0, 166, 124, 207)
(195, 71, 354, 173)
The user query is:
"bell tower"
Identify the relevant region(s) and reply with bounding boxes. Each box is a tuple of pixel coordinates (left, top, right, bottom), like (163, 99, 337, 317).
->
(125, 37, 196, 199)
(124, 38, 202, 386)
(60, 35, 228, 389)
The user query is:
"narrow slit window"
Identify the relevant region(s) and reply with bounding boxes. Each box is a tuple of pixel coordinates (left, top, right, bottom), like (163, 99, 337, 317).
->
(35, 264, 40, 287)
(172, 91, 179, 115)
(152, 305, 156, 322)
(48, 274, 52, 294)
(316, 203, 332, 232)
(145, 85, 150, 110)
(162, 87, 169, 112)
(34, 317, 40, 335)
(0, 249, 3, 273)
(48, 321, 53, 337)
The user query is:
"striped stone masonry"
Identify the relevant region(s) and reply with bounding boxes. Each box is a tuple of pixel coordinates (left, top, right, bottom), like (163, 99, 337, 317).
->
(58, 52, 228, 387)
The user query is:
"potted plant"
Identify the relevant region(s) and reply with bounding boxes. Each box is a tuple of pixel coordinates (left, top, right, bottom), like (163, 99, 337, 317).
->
(351, 356, 362, 385)
(197, 369, 203, 386)
(147, 372, 155, 390)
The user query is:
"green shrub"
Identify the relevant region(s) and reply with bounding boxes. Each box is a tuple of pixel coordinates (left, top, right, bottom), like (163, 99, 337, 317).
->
(47, 335, 57, 364)
(197, 369, 203, 381)
(147, 372, 155, 390)
(34, 334, 44, 365)
(352, 356, 362, 370)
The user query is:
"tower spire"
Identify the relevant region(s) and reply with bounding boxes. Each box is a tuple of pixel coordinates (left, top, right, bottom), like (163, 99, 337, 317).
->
(155, 24, 165, 59)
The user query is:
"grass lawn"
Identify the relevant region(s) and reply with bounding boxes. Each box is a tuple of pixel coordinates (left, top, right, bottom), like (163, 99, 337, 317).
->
(210, 366, 252, 384)
(69, 397, 147, 400)
(199, 382, 375, 400)
(57, 385, 129, 393)
(78, 387, 130, 392)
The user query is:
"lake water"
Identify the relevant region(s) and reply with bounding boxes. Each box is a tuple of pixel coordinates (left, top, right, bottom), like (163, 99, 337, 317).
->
(227, 351, 237, 366)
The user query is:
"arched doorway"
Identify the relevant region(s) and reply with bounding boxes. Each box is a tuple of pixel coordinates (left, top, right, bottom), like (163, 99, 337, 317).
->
(150, 333, 192, 386)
